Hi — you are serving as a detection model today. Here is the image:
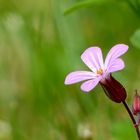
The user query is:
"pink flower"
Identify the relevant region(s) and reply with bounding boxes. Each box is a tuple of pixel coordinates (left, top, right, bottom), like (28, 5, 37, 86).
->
(65, 44, 128, 92)
(132, 90, 140, 126)
(132, 91, 140, 115)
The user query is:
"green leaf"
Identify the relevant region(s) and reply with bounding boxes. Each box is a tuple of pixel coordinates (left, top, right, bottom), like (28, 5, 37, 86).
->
(64, 0, 107, 15)
(130, 29, 140, 49)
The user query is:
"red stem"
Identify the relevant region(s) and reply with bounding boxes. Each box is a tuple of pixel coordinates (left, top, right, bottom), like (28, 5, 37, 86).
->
(122, 101, 140, 140)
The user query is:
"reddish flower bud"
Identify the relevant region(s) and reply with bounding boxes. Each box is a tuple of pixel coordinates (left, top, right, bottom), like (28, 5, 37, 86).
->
(132, 91, 140, 115)
(100, 74, 127, 103)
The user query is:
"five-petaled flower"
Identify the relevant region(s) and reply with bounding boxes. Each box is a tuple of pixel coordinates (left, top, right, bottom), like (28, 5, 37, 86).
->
(65, 44, 128, 92)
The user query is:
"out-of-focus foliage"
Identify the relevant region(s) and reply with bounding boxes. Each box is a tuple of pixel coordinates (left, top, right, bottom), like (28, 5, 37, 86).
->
(131, 29, 140, 49)
(64, 0, 107, 15)
(0, 0, 139, 140)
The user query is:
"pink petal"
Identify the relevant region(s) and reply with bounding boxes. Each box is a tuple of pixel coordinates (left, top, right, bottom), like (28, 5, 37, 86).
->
(64, 71, 96, 85)
(105, 44, 128, 69)
(81, 47, 104, 72)
(107, 58, 125, 73)
(80, 78, 100, 92)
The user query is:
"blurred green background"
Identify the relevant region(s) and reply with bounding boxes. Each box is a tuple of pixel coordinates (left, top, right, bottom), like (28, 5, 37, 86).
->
(0, 0, 140, 139)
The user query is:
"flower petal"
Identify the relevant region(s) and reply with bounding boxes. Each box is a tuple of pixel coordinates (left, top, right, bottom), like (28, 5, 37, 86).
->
(64, 71, 96, 85)
(105, 44, 128, 69)
(80, 78, 100, 92)
(81, 47, 104, 72)
(107, 58, 125, 73)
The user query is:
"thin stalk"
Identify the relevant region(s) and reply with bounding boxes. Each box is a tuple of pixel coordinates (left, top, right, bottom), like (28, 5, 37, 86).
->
(122, 101, 140, 140)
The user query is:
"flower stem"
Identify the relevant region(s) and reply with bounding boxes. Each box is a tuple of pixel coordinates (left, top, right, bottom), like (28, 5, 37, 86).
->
(122, 101, 140, 140)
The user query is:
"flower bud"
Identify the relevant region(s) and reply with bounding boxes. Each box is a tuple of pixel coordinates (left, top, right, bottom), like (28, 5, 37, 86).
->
(100, 74, 127, 103)
(132, 91, 140, 115)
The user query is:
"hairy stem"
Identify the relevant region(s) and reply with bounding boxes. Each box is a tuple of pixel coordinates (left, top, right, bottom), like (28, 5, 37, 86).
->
(122, 101, 140, 140)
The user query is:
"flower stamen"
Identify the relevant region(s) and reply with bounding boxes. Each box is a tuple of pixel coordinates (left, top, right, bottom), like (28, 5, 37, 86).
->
(96, 68, 103, 75)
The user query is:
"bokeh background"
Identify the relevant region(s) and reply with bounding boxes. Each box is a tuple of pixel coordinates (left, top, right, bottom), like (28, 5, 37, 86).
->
(0, 0, 140, 139)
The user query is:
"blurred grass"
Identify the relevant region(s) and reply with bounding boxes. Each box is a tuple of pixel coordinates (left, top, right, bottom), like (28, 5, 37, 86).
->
(0, 0, 139, 140)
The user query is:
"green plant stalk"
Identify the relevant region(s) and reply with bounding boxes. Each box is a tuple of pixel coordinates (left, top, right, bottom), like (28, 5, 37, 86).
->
(64, 0, 106, 15)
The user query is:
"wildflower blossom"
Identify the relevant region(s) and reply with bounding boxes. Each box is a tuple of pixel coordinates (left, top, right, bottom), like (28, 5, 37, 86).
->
(132, 91, 140, 115)
(132, 91, 140, 126)
(65, 44, 128, 91)
(65, 44, 128, 102)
